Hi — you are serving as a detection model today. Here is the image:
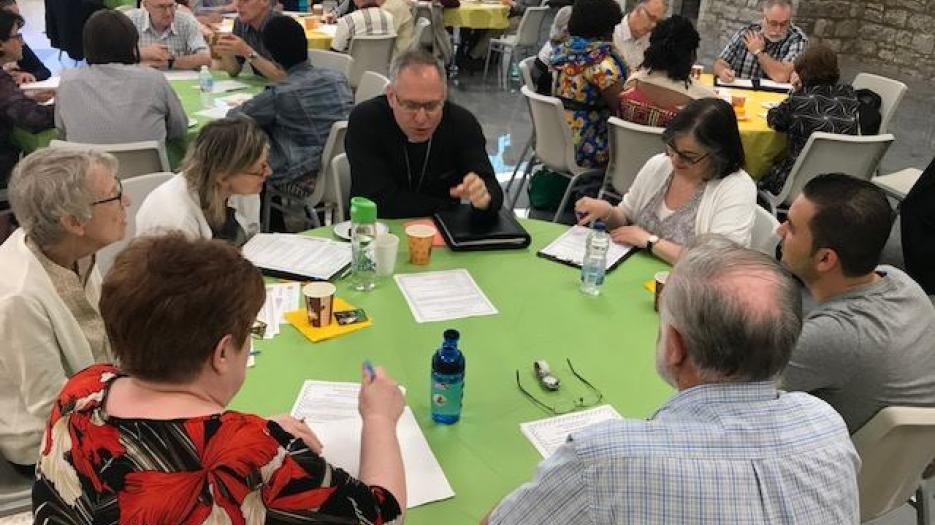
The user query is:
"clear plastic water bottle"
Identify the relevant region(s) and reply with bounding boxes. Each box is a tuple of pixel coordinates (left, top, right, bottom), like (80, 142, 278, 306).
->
(349, 196, 377, 291)
(431, 329, 465, 424)
(580, 221, 609, 296)
(198, 65, 214, 108)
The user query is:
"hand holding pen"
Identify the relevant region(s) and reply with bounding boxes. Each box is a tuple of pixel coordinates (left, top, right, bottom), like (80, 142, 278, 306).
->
(358, 361, 405, 423)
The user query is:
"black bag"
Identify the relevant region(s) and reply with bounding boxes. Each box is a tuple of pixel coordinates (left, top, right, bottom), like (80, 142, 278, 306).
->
(855, 88, 882, 135)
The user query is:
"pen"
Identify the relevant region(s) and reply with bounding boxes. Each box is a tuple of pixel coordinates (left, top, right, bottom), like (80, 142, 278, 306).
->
(363, 360, 376, 381)
(250, 349, 262, 356)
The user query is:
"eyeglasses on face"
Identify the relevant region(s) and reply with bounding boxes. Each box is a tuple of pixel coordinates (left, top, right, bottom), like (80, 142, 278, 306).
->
(664, 141, 710, 165)
(394, 94, 444, 115)
(150, 2, 178, 11)
(92, 178, 124, 206)
(515, 358, 603, 415)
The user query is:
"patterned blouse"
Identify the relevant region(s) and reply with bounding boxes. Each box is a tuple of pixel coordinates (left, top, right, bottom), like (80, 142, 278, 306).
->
(759, 83, 859, 194)
(33, 364, 402, 525)
(550, 37, 627, 169)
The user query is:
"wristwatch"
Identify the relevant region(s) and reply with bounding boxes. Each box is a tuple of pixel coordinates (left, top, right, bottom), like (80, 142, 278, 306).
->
(645, 234, 660, 252)
(246, 50, 259, 62)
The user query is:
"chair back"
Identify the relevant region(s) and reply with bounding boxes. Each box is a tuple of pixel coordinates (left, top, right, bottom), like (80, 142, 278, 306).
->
(518, 55, 537, 91)
(604, 116, 663, 197)
(318, 121, 348, 220)
(355, 71, 390, 105)
(853, 72, 907, 135)
(308, 49, 354, 81)
(514, 6, 549, 48)
(750, 205, 780, 256)
(96, 171, 173, 276)
(411, 16, 432, 51)
(521, 85, 578, 173)
(773, 131, 895, 208)
(49, 139, 170, 180)
(852, 406, 935, 522)
(349, 35, 396, 89)
(330, 153, 351, 222)
(0, 456, 31, 517)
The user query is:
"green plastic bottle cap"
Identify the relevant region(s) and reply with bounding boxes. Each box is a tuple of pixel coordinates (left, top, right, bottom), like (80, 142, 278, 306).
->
(350, 197, 377, 223)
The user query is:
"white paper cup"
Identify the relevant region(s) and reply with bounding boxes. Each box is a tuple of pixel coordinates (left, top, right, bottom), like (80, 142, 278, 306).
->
(374, 233, 400, 276)
(303, 281, 336, 327)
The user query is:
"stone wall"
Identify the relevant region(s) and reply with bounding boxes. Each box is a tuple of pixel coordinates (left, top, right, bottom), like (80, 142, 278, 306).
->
(694, 0, 935, 81)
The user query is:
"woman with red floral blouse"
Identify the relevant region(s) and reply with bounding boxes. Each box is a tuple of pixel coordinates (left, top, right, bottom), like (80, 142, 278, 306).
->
(33, 233, 406, 524)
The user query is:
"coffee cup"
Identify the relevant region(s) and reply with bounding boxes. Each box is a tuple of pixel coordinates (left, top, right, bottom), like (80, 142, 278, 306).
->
(691, 64, 704, 80)
(406, 224, 437, 265)
(303, 282, 336, 327)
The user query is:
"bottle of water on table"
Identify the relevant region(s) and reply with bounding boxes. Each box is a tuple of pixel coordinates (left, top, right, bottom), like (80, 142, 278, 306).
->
(349, 196, 377, 291)
(580, 221, 608, 296)
(198, 65, 214, 108)
(431, 329, 465, 424)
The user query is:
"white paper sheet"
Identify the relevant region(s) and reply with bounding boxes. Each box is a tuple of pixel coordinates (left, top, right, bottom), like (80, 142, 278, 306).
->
(394, 269, 498, 323)
(538, 225, 634, 270)
(20, 76, 59, 91)
(162, 70, 201, 81)
(255, 282, 302, 339)
(291, 380, 455, 508)
(520, 405, 623, 458)
(194, 105, 231, 119)
(243, 233, 351, 281)
(191, 79, 249, 94)
(716, 78, 793, 92)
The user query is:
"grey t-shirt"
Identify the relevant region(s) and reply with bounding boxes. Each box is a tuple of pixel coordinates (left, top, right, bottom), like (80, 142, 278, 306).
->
(783, 265, 935, 433)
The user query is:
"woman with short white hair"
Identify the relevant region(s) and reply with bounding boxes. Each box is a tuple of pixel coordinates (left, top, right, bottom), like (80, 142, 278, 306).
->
(0, 147, 128, 476)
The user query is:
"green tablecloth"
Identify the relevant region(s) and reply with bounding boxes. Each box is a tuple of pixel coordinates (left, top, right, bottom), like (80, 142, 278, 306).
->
(231, 218, 673, 524)
(11, 72, 266, 169)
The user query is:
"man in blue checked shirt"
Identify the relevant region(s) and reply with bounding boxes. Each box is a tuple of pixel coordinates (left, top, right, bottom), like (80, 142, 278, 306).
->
(714, 0, 807, 83)
(483, 235, 859, 525)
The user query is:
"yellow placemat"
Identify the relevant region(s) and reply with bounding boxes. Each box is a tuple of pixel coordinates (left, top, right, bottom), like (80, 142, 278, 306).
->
(285, 297, 372, 343)
(643, 279, 656, 293)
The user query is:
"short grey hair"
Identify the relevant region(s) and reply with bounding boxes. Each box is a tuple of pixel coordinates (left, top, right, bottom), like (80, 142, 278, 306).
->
(661, 234, 802, 383)
(763, 0, 793, 13)
(389, 49, 446, 89)
(8, 148, 118, 246)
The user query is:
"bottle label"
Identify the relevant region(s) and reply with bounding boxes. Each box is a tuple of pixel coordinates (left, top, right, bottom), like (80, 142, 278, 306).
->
(431, 375, 463, 416)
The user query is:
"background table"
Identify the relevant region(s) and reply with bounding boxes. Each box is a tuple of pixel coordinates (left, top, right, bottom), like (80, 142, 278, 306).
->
(699, 73, 789, 179)
(444, 1, 510, 29)
(232, 218, 673, 524)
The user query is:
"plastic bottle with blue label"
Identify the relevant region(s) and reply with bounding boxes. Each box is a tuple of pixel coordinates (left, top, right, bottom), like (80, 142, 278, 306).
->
(431, 329, 465, 424)
(350, 196, 377, 291)
(580, 221, 608, 296)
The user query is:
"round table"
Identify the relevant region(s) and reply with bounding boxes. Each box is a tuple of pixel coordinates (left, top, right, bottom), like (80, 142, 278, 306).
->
(231, 218, 673, 524)
(443, 1, 510, 29)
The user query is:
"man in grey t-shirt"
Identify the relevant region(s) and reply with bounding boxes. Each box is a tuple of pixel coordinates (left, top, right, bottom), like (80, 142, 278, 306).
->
(778, 173, 935, 433)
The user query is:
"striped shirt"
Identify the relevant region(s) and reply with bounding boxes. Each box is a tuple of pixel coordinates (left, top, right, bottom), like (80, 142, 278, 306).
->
(490, 382, 860, 525)
(718, 23, 808, 80)
(126, 8, 208, 58)
(331, 6, 395, 53)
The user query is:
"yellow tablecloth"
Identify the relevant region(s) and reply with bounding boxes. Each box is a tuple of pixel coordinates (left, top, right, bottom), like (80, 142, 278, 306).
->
(699, 74, 789, 179)
(443, 1, 510, 29)
(307, 30, 334, 49)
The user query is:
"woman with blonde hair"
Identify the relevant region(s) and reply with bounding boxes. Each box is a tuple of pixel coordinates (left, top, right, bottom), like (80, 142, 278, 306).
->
(136, 116, 269, 245)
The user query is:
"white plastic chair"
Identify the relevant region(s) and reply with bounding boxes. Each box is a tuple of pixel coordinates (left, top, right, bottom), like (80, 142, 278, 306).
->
(49, 139, 170, 180)
(873, 167, 923, 201)
(484, 7, 549, 88)
(601, 116, 664, 199)
(0, 457, 31, 517)
(518, 55, 537, 90)
(758, 131, 895, 216)
(411, 16, 432, 51)
(504, 56, 539, 199)
(853, 72, 908, 135)
(349, 34, 396, 89)
(354, 71, 390, 105)
(96, 171, 173, 276)
(513, 85, 604, 222)
(261, 121, 348, 231)
(308, 49, 354, 81)
(852, 407, 935, 523)
(750, 205, 780, 257)
(330, 153, 351, 222)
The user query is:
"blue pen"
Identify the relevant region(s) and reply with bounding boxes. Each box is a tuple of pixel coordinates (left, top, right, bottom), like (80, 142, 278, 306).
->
(363, 360, 376, 381)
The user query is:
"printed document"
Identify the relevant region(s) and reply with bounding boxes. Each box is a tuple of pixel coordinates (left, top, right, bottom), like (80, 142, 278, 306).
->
(242, 233, 351, 281)
(256, 282, 302, 339)
(520, 405, 622, 458)
(291, 380, 455, 508)
(394, 269, 498, 323)
(538, 225, 634, 270)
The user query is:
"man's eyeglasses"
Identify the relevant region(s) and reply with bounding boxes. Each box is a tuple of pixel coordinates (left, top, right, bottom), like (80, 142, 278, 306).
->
(664, 142, 710, 165)
(92, 179, 124, 206)
(150, 2, 178, 11)
(516, 359, 603, 415)
(394, 95, 444, 115)
(250, 319, 267, 339)
(8, 33, 24, 42)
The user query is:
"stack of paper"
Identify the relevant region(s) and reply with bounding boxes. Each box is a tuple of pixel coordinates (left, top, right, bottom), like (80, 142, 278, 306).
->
(242, 233, 351, 281)
(520, 405, 622, 458)
(538, 225, 635, 271)
(394, 269, 498, 323)
(256, 282, 302, 339)
(20, 76, 59, 91)
(291, 380, 455, 508)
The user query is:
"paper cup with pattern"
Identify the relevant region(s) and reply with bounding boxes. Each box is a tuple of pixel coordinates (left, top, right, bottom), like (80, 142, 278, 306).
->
(303, 282, 336, 328)
(654, 271, 669, 312)
(406, 224, 437, 265)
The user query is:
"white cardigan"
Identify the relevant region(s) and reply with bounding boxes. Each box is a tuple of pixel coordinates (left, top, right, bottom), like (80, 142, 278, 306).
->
(619, 153, 757, 247)
(135, 173, 261, 240)
(0, 229, 102, 464)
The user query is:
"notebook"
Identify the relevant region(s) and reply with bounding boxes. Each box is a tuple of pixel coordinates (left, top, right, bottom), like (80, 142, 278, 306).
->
(714, 77, 793, 93)
(537, 225, 636, 271)
(432, 205, 531, 251)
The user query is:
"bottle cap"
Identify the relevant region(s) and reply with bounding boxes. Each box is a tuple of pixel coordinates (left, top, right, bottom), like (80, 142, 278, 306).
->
(350, 197, 377, 223)
(593, 220, 606, 231)
(443, 328, 460, 341)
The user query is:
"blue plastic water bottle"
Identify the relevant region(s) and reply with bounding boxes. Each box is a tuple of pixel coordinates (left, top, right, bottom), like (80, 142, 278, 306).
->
(431, 329, 465, 424)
